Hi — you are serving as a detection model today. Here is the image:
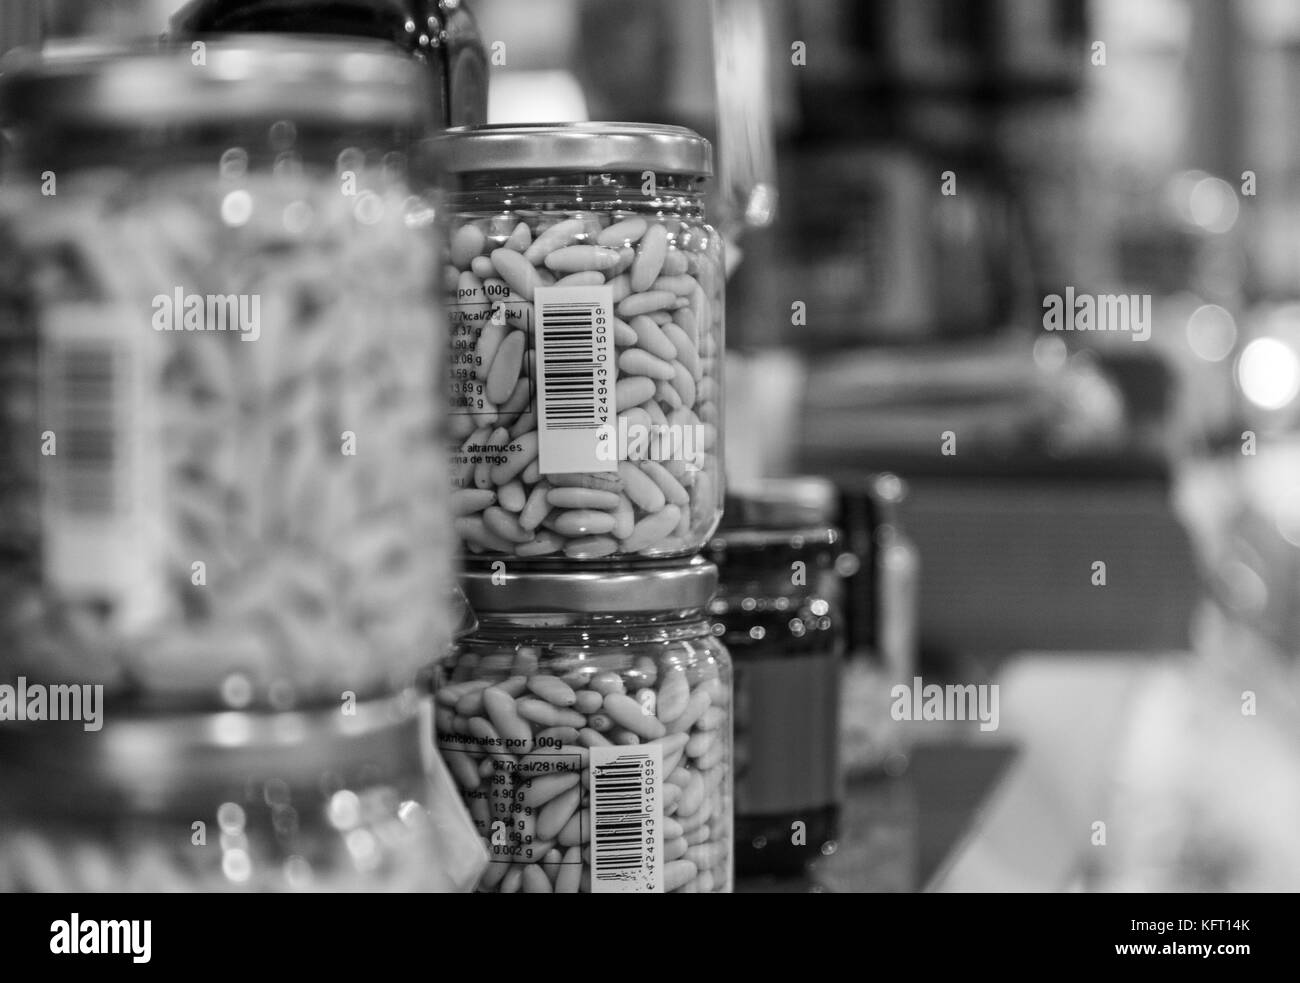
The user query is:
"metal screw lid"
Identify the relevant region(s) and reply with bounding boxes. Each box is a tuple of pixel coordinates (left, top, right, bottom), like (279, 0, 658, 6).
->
(433, 121, 713, 177)
(460, 557, 718, 615)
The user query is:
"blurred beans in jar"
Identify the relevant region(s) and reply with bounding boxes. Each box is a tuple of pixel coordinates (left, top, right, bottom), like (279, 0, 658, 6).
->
(0, 38, 454, 711)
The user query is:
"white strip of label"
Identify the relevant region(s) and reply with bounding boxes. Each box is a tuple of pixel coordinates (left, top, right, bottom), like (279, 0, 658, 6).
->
(534, 285, 616, 474)
(589, 742, 664, 893)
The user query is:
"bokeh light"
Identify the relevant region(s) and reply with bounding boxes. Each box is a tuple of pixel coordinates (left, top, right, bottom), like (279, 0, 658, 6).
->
(220, 189, 253, 227)
(1188, 175, 1239, 234)
(1186, 304, 1237, 362)
(1238, 337, 1300, 410)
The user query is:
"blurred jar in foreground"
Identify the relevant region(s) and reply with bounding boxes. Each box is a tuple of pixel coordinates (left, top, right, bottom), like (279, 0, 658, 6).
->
(0, 38, 452, 709)
(0, 690, 487, 891)
(434, 122, 725, 562)
(436, 560, 732, 893)
(706, 477, 846, 876)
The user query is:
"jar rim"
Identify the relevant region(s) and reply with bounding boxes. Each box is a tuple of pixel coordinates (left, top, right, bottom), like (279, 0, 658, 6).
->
(0, 35, 435, 132)
(433, 122, 713, 178)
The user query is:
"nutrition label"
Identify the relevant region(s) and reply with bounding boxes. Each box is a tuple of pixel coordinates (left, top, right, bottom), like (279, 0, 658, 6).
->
(447, 294, 534, 420)
(439, 733, 587, 865)
(437, 733, 665, 892)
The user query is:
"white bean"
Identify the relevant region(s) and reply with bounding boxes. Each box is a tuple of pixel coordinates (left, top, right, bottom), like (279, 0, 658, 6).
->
(630, 222, 667, 292)
(596, 216, 647, 247)
(451, 223, 486, 268)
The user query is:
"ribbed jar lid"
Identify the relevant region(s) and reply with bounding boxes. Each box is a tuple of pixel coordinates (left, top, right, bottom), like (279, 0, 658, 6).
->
(434, 121, 713, 176)
(461, 557, 718, 615)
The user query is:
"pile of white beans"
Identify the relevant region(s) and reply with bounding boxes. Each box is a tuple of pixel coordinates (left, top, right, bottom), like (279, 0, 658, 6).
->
(444, 207, 724, 560)
(436, 645, 731, 893)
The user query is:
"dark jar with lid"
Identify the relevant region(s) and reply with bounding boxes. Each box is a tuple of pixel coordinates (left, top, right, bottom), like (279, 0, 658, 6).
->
(168, 0, 489, 129)
(706, 477, 848, 877)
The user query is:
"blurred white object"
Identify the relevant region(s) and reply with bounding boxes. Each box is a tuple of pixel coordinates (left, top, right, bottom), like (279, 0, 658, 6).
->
(423, 722, 493, 892)
(1099, 646, 1300, 891)
(1231, 303, 1300, 429)
(487, 69, 588, 124)
(710, 0, 778, 237)
(1238, 337, 1300, 411)
(723, 348, 806, 482)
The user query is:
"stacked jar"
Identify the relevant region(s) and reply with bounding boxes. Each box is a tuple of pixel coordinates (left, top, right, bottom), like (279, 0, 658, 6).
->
(432, 123, 733, 892)
(436, 123, 724, 561)
(0, 39, 482, 891)
(435, 561, 731, 893)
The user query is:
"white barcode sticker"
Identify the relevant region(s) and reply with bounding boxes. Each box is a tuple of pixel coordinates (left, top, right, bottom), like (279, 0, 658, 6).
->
(534, 285, 616, 475)
(39, 302, 167, 632)
(588, 742, 664, 893)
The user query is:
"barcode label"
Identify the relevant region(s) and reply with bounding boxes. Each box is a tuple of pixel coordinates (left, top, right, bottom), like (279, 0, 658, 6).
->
(48, 341, 119, 514)
(534, 285, 616, 474)
(589, 743, 664, 893)
(39, 302, 167, 631)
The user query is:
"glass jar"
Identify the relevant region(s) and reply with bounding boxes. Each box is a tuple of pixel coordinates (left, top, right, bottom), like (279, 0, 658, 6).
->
(0, 39, 452, 710)
(433, 123, 725, 562)
(0, 689, 487, 891)
(167, 0, 490, 129)
(838, 473, 916, 777)
(705, 478, 846, 877)
(436, 560, 732, 892)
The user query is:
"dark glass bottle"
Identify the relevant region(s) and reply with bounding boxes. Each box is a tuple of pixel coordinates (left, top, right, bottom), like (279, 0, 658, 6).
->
(168, 0, 488, 129)
(706, 478, 849, 877)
